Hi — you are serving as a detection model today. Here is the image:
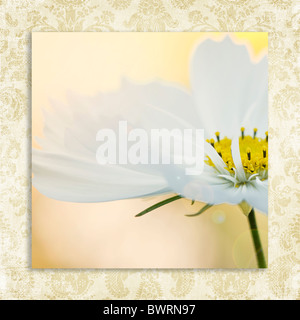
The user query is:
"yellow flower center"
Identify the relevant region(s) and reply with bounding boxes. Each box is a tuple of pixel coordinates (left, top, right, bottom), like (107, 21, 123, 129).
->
(206, 128, 268, 179)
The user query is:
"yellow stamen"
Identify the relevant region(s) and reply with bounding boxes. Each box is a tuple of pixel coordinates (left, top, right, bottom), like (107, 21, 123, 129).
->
(253, 128, 258, 139)
(263, 146, 267, 158)
(241, 127, 245, 139)
(247, 147, 251, 160)
(205, 127, 268, 179)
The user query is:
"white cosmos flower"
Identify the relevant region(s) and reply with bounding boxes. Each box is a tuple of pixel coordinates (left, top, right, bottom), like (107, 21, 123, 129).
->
(33, 36, 268, 214)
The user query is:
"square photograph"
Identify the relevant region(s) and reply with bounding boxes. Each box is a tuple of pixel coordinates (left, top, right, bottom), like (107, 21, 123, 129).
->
(32, 32, 268, 269)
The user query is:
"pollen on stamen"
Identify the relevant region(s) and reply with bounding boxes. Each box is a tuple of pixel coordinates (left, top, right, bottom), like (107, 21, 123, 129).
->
(215, 131, 220, 142)
(248, 163, 255, 173)
(253, 128, 258, 139)
(246, 147, 251, 160)
(265, 131, 268, 142)
(210, 138, 215, 148)
(241, 127, 245, 139)
(263, 146, 267, 158)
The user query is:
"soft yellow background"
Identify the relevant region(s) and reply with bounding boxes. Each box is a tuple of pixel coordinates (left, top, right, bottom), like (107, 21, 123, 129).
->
(1, 0, 298, 299)
(32, 32, 268, 269)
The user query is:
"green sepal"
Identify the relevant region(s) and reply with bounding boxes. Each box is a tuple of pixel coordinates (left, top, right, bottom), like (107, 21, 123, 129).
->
(135, 195, 182, 217)
(238, 200, 252, 216)
(185, 203, 213, 217)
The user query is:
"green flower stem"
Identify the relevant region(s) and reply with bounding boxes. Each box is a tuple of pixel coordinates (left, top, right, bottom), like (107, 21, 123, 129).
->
(247, 208, 267, 268)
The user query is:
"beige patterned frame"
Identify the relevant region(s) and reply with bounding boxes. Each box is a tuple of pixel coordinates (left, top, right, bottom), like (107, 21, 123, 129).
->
(0, 0, 299, 299)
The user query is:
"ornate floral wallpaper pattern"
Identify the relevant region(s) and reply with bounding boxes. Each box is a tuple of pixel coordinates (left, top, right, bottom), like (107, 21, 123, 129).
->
(0, 0, 299, 299)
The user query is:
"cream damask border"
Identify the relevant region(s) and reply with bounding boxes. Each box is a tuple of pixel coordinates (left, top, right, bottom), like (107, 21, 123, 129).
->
(0, 0, 299, 299)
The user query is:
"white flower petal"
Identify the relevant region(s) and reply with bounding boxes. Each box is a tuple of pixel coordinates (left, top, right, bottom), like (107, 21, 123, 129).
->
(190, 35, 268, 137)
(245, 179, 268, 214)
(161, 162, 244, 206)
(231, 136, 246, 182)
(117, 78, 200, 130)
(241, 84, 268, 136)
(33, 149, 170, 202)
(204, 142, 228, 175)
(240, 55, 268, 135)
(33, 78, 204, 202)
(184, 180, 245, 205)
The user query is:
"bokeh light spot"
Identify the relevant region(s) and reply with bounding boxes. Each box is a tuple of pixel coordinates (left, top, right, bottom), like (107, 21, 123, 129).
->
(211, 210, 226, 224)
